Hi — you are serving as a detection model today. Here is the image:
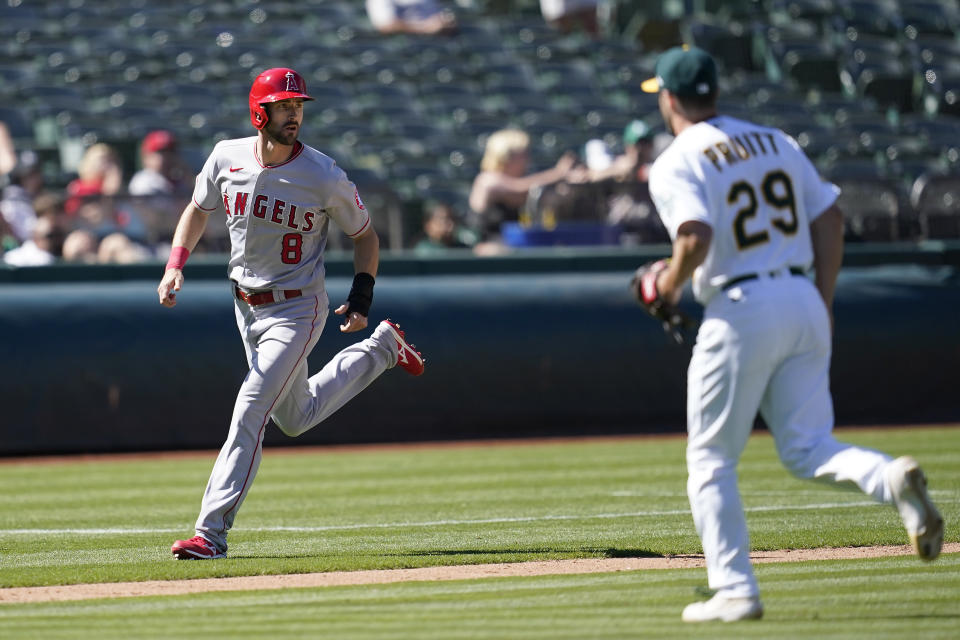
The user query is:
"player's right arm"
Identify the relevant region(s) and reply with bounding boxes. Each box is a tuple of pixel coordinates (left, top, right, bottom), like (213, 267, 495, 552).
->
(809, 203, 844, 326)
(157, 202, 209, 307)
(657, 220, 713, 306)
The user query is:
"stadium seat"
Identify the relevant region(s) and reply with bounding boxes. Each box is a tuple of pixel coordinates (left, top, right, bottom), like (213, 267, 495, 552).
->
(843, 33, 907, 76)
(688, 17, 758, 72)
(835, 0, 903, 38)
(912, 35, 960, 73)
(770, 38, 845, 92)
(851, 60, 919, 113)
(921, 69, 960, 117)
(900, 1, 958, 38)
(768, 0, 838, 33)
(901, 116, 960, 167)
(690, 0, 766, 20)
(27, 85, 89, 113)
(834, 177, 902, 241)
(910, 171, 960, 238)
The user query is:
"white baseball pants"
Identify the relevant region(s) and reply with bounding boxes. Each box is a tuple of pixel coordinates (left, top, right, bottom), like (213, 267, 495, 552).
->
(686, 275, 894, 598)
(195, 292, 398, 552)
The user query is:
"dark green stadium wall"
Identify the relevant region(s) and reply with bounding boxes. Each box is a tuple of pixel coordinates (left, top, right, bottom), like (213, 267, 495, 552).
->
(1, 247, 958, 455)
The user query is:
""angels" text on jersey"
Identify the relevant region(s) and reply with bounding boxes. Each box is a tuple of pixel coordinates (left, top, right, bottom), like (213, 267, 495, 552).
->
(221, 191, 315, 232)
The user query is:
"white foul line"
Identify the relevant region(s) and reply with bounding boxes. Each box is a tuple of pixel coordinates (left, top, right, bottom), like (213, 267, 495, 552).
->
(0, 501, 880, 536)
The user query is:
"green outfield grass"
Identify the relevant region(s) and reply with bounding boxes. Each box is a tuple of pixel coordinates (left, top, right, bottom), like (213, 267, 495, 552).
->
(0, 425, 958, 638)
(1, 555, 958, 639)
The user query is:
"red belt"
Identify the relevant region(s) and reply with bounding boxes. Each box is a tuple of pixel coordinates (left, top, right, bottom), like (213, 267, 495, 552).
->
(234, 286, 302, 307)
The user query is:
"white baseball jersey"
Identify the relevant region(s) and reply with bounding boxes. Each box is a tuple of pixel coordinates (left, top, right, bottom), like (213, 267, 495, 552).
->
(192, 136, 371, 292)
(648, 116, 839, 304)
(653, 115, 903, 605)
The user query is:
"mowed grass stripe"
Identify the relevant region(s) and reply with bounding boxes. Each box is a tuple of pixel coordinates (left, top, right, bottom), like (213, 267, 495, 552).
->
(0, 426, 956, 588)
(0, 555, 958, 640)
(0, 500, 896, 535)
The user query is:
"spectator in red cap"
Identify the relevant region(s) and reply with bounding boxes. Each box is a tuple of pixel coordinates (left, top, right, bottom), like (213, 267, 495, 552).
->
(128, 130, 190, 196)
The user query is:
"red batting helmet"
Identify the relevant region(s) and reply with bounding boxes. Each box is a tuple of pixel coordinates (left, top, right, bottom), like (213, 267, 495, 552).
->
(248, 67, 313, 130)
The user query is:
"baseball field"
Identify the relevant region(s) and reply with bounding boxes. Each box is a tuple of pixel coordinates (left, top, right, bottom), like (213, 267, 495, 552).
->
(0, 424, 957, 639)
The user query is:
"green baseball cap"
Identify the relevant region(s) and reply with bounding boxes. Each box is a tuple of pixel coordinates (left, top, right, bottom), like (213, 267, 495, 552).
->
(623, 120, 653, 145)
(641, 45, 717, 97)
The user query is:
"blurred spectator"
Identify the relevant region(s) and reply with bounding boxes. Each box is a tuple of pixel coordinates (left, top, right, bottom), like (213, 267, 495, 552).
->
(469, 129, 577, 241)
(60, 228, 152, 264)
(97, 231, 152, 264)
(0, 121, 15, 177)
(0, 210, 15, 254)
(32, 191, 65, 221)
(61, 229, 99, 264)
(2, 210, 66, 266)
(571, 120, 669, 242)
(540, 0, 600, 36)
(65, 143, 123, 217)
(128, 130, 191, 196)
(413, 201, 477, 254)
(575, 119, 657, 184)
(366, 0, 458, 35)
(1, 150, 45, 243)
(65, 143, 148, 242)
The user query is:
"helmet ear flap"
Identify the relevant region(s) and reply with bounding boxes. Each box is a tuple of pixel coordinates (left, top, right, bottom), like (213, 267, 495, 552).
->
(252, 105, 268, 130)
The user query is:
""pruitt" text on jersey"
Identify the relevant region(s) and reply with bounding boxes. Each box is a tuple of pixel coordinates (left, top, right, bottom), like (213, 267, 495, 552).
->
(702, 131, 780, 172)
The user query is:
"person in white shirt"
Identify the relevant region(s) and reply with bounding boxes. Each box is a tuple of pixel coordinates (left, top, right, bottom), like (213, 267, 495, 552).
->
(0, 150, 44, 243)
(365, 0, 457, 35)
(2, 211, 64, 266)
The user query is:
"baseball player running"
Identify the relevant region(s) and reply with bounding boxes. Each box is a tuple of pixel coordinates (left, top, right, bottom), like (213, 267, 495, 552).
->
(633, 47, 943, 622)
(157, 67, 424, 560)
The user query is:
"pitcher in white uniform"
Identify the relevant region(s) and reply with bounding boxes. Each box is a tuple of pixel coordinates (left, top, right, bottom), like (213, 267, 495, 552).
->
(639, 47, 943, 622)
(157, 67, 425, 560)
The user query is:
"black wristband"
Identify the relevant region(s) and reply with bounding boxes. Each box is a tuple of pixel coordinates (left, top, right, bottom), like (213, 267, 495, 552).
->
(346, 272, 375, 317)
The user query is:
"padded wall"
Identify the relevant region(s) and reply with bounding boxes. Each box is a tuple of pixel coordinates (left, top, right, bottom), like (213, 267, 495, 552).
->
(0, 261, 957, 455)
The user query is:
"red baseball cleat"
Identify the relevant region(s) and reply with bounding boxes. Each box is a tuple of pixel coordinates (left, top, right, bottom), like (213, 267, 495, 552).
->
(380, 319, 425, 376)
(171, 535, 226, 560)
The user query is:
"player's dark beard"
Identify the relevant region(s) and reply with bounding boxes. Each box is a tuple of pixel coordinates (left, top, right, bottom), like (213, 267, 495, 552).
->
(265, 120, 298, 146)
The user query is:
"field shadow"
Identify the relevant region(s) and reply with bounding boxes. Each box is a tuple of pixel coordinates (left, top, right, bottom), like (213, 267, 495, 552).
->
(380, 547, 664, 559)
(233, 547, 667, 561)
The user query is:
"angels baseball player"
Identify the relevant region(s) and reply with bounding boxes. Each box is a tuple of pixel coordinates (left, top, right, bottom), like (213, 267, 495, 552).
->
(157, 67, 425, 560)
(632, 46, 943, 622)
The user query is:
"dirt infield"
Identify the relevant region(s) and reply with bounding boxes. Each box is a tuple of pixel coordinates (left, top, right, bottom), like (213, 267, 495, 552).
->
(2, 543, 955, 604)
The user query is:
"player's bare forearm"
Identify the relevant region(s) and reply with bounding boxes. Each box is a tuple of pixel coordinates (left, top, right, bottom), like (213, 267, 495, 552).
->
(170, 203, 210, 254)
(352, 227, 379, 278)
(658, 221, 712, 305)
(810, 204, 844, 309)
(157, 204, 209, 307)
